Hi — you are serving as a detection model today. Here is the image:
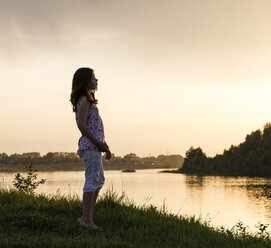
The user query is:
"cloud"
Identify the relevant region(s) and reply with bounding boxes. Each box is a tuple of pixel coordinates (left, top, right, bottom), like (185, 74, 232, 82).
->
(1, 0, 271, 84)
(1, 0, 271, 46)
(0, 0, 123, 59)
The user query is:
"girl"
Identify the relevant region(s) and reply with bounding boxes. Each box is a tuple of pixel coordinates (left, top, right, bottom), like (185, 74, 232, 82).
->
(70, 67, 111, 230)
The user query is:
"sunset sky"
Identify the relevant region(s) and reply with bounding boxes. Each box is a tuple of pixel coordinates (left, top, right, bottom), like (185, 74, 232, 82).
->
(0, 0, 270, 157)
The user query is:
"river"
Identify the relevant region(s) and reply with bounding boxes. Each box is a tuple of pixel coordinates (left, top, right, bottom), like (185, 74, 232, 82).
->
(1, 169, 271, 233)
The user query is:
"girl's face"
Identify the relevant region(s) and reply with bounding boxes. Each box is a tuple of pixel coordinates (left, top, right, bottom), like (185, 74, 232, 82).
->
(87, 72, 98, 91)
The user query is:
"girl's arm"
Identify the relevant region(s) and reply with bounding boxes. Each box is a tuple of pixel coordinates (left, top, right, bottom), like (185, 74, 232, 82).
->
(77, 96, 107, 152)
(104, 141, 109, 149)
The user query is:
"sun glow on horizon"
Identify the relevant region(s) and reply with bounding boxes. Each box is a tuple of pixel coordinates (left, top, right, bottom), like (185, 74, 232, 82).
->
(0, 0, 271, 157)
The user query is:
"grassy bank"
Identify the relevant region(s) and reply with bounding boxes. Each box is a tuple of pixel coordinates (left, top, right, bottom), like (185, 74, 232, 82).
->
(1, 189, 270, 248)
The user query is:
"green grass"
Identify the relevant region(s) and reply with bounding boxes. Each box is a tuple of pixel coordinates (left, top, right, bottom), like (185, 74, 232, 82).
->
(0, 188, 271, 248)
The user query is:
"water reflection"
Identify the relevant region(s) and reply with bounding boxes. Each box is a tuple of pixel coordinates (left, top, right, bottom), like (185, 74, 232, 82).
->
(244, 184, 271, 222)
(183, 174, 271, 232)
(185, 175, 205, 188)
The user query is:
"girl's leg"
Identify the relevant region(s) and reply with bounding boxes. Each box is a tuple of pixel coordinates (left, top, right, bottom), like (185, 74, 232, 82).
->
(79, 151, 103, 229)
(79, 189, 99, 229)
(90, 162, 104, 223)
(90, 189, 100, 221)
(82, 191, 94, 223)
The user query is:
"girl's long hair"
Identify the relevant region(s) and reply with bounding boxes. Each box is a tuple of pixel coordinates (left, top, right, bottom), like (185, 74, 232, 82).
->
(70, 67, 98, 112)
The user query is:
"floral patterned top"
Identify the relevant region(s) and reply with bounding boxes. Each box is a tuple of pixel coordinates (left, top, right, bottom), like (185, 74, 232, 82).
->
(75, 95, 105, 157)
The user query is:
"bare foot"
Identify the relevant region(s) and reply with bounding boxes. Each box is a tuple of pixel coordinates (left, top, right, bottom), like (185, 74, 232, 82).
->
(77, 217, 98, 229)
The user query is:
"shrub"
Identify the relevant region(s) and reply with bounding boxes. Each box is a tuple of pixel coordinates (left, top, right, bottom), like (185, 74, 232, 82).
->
(12, 164, 47, 195)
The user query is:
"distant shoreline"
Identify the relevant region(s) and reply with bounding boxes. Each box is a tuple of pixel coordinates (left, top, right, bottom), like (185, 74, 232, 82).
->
(161, 168, 271, 178)
(2, 166, 269, 178)
(0, 162, 180, 173)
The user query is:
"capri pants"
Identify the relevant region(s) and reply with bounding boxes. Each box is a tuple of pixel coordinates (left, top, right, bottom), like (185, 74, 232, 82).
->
(82, 150, 105, 192)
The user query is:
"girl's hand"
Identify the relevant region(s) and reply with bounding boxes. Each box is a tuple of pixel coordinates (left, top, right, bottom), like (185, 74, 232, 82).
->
(96, 141, 108, 152)
(103, 141, 111, 160)
(105, 148, 112, 160)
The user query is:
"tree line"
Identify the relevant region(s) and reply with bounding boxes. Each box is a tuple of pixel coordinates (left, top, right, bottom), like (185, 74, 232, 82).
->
(0, 151, 183, 168)
(179, 123, 271, 177)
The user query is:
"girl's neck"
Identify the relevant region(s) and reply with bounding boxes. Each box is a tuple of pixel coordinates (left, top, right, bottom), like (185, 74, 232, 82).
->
(87, 91, 95, 101)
